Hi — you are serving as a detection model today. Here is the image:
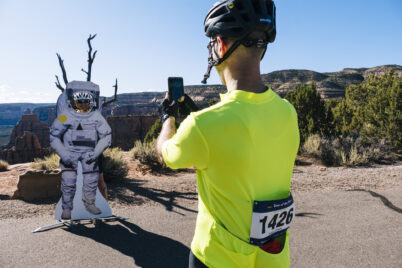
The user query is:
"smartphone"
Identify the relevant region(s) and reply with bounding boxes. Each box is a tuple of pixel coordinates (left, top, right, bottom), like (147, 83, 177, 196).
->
(168, 77, 184, 101)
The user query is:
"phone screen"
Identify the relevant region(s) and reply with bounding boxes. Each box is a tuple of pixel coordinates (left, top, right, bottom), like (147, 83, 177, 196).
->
(168, 77, 184, 101)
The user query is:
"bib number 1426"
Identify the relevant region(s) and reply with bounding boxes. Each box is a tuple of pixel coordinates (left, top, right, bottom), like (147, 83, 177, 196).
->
(259, 207, 294, 234)
(249, 195, 295, 246)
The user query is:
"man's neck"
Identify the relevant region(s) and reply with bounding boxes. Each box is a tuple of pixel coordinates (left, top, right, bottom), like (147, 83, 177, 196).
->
(221, 62, 267, 94)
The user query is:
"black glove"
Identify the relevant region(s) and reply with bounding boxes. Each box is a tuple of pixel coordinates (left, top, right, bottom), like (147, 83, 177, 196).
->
(85, 152, 98, 165)
(159, 98, 178, 123)
(179, 94, 199, 117)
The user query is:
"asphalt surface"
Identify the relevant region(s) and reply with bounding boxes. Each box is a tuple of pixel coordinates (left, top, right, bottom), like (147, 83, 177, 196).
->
(1, 186, 401, 268)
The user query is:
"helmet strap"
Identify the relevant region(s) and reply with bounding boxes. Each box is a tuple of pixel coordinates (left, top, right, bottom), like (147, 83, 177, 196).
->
(201, 39, 241, 84)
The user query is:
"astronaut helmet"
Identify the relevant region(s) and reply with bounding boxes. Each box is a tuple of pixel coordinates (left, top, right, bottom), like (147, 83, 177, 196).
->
(65, 81, 100, 114)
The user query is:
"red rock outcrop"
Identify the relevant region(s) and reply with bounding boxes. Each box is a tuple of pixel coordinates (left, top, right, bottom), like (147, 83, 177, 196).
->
(12, 170, 61, 201)
(0, 113, 52, 164)
(107, 115, 159, 150)
(7, 114, 50, 148)
(0, 131, 52, 164)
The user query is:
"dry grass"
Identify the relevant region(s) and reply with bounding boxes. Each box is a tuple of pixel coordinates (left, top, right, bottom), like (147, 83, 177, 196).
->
(31, 153, 60, 171)
(130, 140, 165, 171)
(102, 147, 129, 182)
(0, 160, 9, 172)
(302, 134, 395, 166)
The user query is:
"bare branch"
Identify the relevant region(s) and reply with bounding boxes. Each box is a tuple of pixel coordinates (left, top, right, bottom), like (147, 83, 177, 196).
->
(55, 53, 68, 91)
(102, 79, 118, 108)
(82, 34, 97, 81)
(81, 68, 88, 75)
(55, 75, 64, 92)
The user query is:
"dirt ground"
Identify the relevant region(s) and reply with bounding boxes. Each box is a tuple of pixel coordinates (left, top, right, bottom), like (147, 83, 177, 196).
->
(0, 156, 401, 268)
(0, 155, 400, 220)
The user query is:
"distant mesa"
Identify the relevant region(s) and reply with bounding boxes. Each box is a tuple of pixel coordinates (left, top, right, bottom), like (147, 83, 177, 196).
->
(1, 64, 400, 126)
(0, 64, 400, 162)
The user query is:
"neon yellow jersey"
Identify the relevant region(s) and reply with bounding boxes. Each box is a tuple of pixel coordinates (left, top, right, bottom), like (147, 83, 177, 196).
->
(162, 88, 299, 268)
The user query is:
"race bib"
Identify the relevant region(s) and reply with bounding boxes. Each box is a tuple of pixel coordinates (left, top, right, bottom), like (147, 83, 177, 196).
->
(249, 194, 295, 246)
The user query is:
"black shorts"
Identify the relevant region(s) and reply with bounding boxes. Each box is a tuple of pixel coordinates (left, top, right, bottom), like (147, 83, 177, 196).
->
(189, 251, 208, 268)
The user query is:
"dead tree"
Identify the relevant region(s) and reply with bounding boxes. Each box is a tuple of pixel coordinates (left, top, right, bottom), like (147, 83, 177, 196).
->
(55, 53, 69, 92)
(81, 34, 97, 81)
(102, 79, 118, 108)
(54, 34, 119, 106)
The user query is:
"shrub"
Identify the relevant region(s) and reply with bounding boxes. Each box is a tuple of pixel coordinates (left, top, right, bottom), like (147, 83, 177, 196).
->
(102, 148, 129, 182)
(144, 119, 162, 144)
(302, 134, 340, 165)
(130, 140, 164, 170)
(31, 153, 60, 171)
(302, 134, 395, 166)
(285, 83, 334, 144)
(332, 69, 402, 149)
(0, 160, 9, 172)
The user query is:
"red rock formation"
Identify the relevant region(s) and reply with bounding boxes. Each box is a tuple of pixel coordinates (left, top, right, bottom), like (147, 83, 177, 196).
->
(107, 115, 159, 150)
(111, 103, 159, 116)
(12, 170, 61, 201)
(7, 114, 50, 148)
(0, 113, 52, 164)
(0, 131, 52, 164)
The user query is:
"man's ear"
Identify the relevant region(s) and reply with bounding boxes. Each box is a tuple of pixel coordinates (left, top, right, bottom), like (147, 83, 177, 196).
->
(216, 36, 228, 58)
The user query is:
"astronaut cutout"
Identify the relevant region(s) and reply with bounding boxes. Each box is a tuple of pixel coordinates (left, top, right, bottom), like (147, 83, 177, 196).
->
(51, 81, 112, 220)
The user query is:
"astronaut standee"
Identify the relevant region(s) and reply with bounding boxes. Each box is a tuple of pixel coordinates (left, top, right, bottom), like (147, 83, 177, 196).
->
(50, 81, 112, 219)
(32, 34, 124, 233)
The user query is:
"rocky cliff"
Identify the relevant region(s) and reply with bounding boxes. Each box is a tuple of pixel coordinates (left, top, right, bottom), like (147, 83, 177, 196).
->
(0, 114, 52, 164)
(5, 114, 50, 149)
(2, 65, 399, 124)
(261, 65, 402, 98)
(0, 131, 52, 164)
(107, 115, 159, 150)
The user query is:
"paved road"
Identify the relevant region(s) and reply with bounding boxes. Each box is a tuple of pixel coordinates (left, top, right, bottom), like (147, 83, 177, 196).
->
(1, 186, 401, 268)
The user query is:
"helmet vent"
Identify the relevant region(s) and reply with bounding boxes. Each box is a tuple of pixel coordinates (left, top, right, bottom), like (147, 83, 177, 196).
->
(220, 16, 236, 23)
(210, 6, 227, 18)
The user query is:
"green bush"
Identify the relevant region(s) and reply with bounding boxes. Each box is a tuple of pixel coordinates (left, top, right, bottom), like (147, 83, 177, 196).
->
(285, 83, 333, 144)
(31, 153, 60, 171)
(102, 148, 129, 182)
(332, 69, 402, 149)
(130, 140, 164, 170)
(0, 160, 9, 172)
(144, 119, 162, 144)
(302, 134, 395, 166)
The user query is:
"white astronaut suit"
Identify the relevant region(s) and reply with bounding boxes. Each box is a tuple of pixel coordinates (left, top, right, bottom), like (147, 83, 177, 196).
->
(50, 81, 111, 218)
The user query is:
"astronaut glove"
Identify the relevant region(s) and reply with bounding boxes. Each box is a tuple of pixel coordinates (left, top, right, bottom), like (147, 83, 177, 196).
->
(61, 154, 74, 168)
(159, 98, 178, 124)
(85, 152, 97, 165)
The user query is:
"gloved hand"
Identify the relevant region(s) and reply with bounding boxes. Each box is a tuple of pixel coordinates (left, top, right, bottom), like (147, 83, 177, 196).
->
(159, 96, 178, 123)
(85, 152, 98, 165)
(179, 94, 199, 117)
(60, 154, 74, 168)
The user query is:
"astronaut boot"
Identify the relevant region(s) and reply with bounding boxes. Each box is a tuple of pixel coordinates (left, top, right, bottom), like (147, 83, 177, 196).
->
(61, 209, 71, 220)
(84, 202, 101, 215)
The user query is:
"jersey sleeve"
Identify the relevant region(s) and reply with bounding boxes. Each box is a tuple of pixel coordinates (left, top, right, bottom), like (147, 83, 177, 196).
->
(162, 114, 209, 170)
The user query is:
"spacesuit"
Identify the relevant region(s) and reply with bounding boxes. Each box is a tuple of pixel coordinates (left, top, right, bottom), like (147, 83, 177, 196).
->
(50, 81, 112, 219)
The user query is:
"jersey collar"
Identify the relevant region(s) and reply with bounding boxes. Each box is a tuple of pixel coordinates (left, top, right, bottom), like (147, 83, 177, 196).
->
(220, 87, 275, 104)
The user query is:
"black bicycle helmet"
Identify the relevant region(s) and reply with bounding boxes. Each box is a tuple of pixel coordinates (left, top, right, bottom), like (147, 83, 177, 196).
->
(201, 0, 276, 84)
(205, 0, 276, 41)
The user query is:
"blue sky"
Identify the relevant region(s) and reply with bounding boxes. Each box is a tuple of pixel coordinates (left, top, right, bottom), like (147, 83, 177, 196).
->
(0, 0, 401, 103)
